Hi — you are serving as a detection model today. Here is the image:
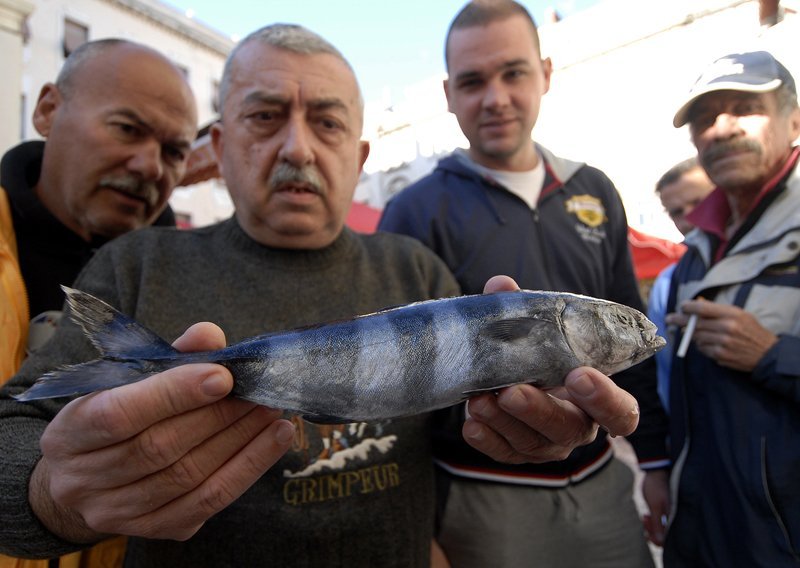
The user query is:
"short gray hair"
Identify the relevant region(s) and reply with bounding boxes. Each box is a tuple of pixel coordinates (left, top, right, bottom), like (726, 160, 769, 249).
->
(218, 23, 362, 115)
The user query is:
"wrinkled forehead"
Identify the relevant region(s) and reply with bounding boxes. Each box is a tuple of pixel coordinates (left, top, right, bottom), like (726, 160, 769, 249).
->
(227, 43, 362, 114)
(70, 48, 197, 138)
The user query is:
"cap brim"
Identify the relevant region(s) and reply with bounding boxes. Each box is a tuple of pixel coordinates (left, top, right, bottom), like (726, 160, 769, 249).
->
(672, 78, 783, 127)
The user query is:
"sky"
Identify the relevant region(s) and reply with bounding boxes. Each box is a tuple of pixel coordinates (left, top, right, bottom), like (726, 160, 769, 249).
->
(163, 0, 602, 104)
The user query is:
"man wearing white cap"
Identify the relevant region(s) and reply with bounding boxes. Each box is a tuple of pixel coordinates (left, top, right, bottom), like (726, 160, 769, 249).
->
(650, 50, 800, 565)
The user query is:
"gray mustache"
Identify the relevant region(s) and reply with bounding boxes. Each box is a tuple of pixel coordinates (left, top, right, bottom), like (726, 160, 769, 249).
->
(99, 175, 159, 207)
(269, 163, 325, 194)
(702, 139, 762, 164)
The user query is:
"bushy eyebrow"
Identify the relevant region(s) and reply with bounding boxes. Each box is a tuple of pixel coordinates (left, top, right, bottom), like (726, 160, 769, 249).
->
(242, 92, 350, 116)
(242, 92, 287, 107)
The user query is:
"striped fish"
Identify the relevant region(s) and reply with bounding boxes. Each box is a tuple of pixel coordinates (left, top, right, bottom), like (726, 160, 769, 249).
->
(15, 287, 664, 423)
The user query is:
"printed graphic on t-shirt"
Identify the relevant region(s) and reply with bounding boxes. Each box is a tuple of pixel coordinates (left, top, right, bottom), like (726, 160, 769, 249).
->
(282, 418, 400, 506)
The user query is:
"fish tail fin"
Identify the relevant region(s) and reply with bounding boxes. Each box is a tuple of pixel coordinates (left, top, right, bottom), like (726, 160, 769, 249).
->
(13, 360, 156, 401)
(63, 286, 178, 359)
(14, 287, 181, 402)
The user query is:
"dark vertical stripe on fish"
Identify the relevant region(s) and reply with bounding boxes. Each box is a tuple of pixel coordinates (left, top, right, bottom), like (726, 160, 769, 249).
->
(386, 304, 438, 412)
(300, 321, 361, 417)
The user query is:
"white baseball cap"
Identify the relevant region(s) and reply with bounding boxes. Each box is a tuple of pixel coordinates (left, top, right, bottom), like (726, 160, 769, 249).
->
(673, 51, 796, 128)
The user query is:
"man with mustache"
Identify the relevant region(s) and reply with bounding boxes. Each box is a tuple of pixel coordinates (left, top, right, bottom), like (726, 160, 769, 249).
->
(0, 38, 197, 384)
(379, 1, 664, 566)
(0, 23, 643, 567)
(648, 51, 800, 566)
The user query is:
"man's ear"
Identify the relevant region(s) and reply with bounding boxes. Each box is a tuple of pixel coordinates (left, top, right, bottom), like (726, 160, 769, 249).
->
(541, 57, 553, 95)
(789, 106, 800, 143)
(357, 140, 370, 173)
(32, 83, 62, 137)
(443, 78, 453, 113)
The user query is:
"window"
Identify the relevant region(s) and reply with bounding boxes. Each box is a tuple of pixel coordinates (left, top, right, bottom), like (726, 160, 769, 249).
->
(211, 80, 220, 114)
(20, 94, 27, 139)
(175, 63, 189, 80)
(63, 18, 88, 58)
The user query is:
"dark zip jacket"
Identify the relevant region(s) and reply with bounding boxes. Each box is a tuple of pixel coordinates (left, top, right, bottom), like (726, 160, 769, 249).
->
(379, 145, 668, 483)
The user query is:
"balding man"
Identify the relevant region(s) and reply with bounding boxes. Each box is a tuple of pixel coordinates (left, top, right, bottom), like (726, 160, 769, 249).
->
(1, 38, 197, 382)
(0, 37, 196, 568)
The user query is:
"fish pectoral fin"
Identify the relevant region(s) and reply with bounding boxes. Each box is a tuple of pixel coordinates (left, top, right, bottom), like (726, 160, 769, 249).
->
(301, 413, 353, 425)
(481, 317, 556, 342)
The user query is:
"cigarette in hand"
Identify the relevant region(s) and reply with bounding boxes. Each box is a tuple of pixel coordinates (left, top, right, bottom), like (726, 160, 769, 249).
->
(676, 314, 698, 358)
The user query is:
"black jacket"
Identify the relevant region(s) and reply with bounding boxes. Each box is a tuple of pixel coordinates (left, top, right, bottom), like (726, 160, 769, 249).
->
(379, 146, 668, 483)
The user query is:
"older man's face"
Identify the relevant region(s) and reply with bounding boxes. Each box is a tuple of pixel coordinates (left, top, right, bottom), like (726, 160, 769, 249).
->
(212, 42, 369, 250)
(33, 45, 197, 241)
(689, 90, 800, 192)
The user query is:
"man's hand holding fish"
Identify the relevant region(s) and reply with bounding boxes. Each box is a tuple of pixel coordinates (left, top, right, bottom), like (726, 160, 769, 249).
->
(28, 322, 296, 544)
(461, 276, 640, 464)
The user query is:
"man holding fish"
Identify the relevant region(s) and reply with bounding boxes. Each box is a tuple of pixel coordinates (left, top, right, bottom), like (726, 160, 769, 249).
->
(0, 23, 644, 567)
(379, 1, 666, 566)
(646, 51, 800, 566)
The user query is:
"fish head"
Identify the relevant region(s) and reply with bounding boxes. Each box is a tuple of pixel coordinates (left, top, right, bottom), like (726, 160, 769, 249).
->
(560, 295, 666, 376)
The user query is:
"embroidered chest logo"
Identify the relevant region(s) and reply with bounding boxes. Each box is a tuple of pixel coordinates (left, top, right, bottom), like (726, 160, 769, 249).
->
(565, 194, 607, 228)
(565, 194, 608, 244)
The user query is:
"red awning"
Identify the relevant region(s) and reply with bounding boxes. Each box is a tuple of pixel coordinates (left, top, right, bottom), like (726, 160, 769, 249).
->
(346, 201, 382, 233)
(627, 226, 686, 280)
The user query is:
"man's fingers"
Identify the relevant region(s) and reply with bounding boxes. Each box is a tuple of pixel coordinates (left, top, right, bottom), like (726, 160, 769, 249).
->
(123, 417, 295, 541)
(563, 367, 639, 437)
(42, 364, 235, 454)
(63, 398, 267, 489)
(464, 385, 597, 463)
(172, 322, 227, 352)
(82, 406, 290, 530)
(483, 275, 520, 293)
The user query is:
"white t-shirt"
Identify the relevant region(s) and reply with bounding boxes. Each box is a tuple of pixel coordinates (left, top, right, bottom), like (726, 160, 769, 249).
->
(467, 154, 546, 210)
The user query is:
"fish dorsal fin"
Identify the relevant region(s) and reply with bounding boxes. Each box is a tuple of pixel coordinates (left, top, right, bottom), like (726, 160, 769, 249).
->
(481, 317, 556, 342)
(62, 286, 177, 360)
